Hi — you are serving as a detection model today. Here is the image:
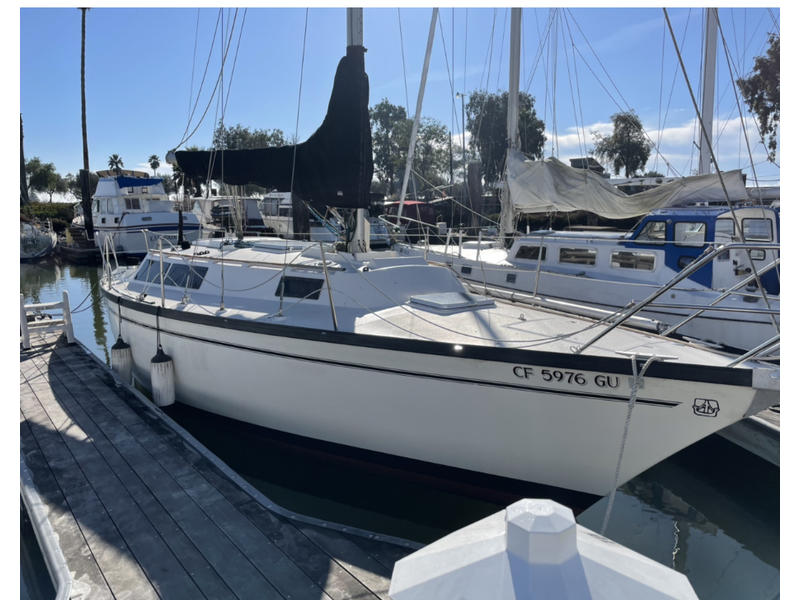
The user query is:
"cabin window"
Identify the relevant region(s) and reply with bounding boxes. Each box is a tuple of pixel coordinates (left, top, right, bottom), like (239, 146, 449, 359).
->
(93, 200, 100, 212)
(278, 207, 291, 217)
(716, 218, 734, 240)
(127, 187, 136, 194)
(636, 221, 666, 242)
(515, 245, 546, 261)
(506, 273, 517, 284)
(715, 217, 772, 242)
(141, 187, 149, 194)
(134, 259, 162, 283)
(611, 251, 655, 270)
(742, 219, 772, 242)
(125, 197, 141, 210)
(461, 266, 472, 275)
(559, 247, 596, 265)
(135, 260, 208, 289)
(749, 249, 766, 261)
(275, 276, 324, 300)
(674, 222, 706, 246)
(164, 264, 208, 289)
(142, 216, 152, 222)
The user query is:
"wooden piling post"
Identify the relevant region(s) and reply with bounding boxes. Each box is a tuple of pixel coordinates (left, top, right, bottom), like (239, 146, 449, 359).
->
(62, 290, 75, 344)
(20, 294, 30, 349)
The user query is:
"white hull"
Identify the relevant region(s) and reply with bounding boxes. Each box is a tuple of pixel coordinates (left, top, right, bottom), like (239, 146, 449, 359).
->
(106, 296, 771, 497)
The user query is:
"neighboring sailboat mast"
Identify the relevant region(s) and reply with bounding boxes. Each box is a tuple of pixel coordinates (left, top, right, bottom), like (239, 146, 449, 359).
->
(347, 7, 370, 253)
(500, 7, 521, 243)
(698, 8, 718, 176)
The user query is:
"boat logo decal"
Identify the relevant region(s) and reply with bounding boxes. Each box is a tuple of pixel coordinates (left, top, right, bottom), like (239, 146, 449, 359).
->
(692, 398, 720, 417)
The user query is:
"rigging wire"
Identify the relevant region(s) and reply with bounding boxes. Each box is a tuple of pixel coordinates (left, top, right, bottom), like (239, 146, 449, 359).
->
(495, 8, 508, 91)
(550, 9, 559, 157)
(174, 9, 240, 151)
(282, 7, 309, 311)
(563, 9, 682, 177)
(177, 9, 223, 148)
(397, 9, 411, 115)
(187, 9, 201, 128)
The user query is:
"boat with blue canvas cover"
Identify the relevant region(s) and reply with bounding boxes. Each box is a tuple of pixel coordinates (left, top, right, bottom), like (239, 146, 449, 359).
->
(91, 169, 201, 260)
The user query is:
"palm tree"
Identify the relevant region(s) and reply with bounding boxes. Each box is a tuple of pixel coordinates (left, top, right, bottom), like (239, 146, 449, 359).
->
(108, 154, 124, 175)
(148, 154, 160, 176)
(79, 7, 94, 238)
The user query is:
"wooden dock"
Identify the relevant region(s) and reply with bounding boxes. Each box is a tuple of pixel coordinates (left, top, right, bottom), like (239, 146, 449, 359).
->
(20, 331, 416, 599)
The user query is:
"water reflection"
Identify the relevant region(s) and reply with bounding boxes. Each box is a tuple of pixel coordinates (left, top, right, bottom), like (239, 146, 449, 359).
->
(19, 260, 112, 364)
(20, 260, 779, 599)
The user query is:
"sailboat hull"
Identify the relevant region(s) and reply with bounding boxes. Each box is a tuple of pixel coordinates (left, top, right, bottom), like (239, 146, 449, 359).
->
(105, 292, 773, 497)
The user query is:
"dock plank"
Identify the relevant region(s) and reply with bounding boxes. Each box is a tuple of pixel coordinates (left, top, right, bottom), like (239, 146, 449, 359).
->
(20, 332, 413, 599)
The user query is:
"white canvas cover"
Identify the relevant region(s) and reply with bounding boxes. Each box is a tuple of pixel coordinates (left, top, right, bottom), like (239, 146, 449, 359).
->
(506, 151, 747, 219)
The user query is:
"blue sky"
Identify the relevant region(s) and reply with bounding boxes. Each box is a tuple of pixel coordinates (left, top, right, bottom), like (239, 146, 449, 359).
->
(19, 5, 781, 190)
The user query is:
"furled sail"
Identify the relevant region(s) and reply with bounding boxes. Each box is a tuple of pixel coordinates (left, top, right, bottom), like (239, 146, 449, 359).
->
(506, 150, 747, 219)
(174, 45, 373, 210)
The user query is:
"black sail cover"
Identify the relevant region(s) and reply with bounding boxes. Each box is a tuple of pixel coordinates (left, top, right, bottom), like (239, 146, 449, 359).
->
(175, 45, 373, 210)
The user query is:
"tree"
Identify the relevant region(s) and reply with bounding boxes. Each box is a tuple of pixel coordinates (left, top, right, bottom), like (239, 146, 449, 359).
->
(108, 154, 124, 175)
(79, 7, 95, 238)
(65, 171, 98, 199)
(212, 121, 286, 150)
(737, 33, 779, 163)
(592, 111, 651, 177)
(370, 99, 407, 195)
(148, 154, 160, 175)
(465, 90, 546, 186)
(26, 157, 65, 202)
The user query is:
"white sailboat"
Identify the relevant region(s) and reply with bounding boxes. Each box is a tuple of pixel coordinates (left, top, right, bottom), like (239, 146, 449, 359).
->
(102, 9, 778, 502)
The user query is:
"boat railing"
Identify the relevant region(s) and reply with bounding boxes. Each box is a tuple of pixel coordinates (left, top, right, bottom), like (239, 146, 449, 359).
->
(572, 242, 779, 358)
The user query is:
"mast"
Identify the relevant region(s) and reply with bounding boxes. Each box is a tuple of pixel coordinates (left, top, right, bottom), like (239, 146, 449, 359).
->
(500, 7, 521, 244)
(396, 8, 439, 231)
(698, 8, 718, 176)
(347, 7, 370, 253)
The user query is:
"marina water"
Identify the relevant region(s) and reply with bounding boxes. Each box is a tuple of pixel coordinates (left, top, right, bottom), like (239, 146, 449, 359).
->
(21, 259, 779, 599)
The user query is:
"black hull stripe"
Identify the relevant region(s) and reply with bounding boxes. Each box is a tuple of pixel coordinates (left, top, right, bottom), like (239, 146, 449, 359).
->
(116, 308, 679, 408)
(103, 287, 752, 388)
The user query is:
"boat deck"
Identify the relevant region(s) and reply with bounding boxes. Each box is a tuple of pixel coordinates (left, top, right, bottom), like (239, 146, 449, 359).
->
(20, 331, 415, 599)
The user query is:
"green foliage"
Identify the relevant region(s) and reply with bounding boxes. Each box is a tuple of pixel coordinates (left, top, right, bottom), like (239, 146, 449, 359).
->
(148, 154, 160, 175)
(643, 170, 665, 178)
(369, 99, 451, 198)
(107, 154, 124, 174)
(64, 171, 98, 201)
(737, 33, 779, 163)
(592, 111, 651, 177)
(20, 202, 74, 225)
(370, 99, 407, 196)
(26, 157, 66, 202)
(212, 121, 286, 150)
(465, 91, 546, 186)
